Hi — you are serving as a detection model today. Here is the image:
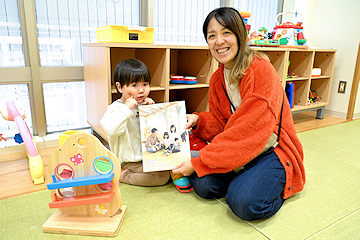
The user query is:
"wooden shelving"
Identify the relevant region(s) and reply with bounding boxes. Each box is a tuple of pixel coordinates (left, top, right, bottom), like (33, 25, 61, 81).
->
(83, 43, 336, 140)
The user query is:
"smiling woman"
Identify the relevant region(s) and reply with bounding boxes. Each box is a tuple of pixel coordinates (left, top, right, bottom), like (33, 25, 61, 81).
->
(173, 7, 305, 221)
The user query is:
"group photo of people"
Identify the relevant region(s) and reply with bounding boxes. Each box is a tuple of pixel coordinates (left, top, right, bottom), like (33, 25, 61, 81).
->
(138, 101, 191, 172)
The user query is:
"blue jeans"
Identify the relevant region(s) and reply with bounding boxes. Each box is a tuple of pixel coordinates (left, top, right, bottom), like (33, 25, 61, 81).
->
(189, 148, 286, 220)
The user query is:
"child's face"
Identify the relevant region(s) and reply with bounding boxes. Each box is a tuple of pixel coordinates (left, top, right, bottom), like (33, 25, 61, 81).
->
(117, 80, 150, 103)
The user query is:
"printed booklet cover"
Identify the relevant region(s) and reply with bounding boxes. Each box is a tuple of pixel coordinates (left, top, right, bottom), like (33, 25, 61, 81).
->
(139, 101, 191, 172)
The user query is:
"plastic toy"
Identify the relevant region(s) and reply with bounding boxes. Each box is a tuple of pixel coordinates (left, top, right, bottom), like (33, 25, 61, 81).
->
(0, 100, 44, 184)
(170, 75, 197, 84)
(170, 75, 184, 83)
(14, 133, 23, 144)
(42, 132, 126, 237)
(273, 11, 308, 48)
(0, 133, 7, 141)
(285, 82, 295, 109)
(311, 68, 322, 77)
(239, 0, 251, 35)
(254, 39, 280, 47)
(309, 89, 320, 103)
(189, 133, 207, 158)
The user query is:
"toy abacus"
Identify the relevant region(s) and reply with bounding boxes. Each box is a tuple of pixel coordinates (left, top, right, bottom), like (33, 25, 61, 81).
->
(42, 132, 126, 237)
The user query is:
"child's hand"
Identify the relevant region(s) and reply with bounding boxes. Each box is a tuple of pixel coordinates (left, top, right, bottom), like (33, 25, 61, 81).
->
(125, 95, 138, 110)
(143, 97, 155, 105)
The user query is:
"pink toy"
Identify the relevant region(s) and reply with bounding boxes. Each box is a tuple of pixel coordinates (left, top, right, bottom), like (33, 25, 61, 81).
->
(1, 100, 44, 184)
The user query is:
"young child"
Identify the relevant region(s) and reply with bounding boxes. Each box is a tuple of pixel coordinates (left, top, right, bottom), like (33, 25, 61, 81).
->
(100, 59, 192, 192)
(169, 124, 179, 143)
(100, 59, 170, 186)
(162, 132, 170, 150)
(169, 137, 181, 153)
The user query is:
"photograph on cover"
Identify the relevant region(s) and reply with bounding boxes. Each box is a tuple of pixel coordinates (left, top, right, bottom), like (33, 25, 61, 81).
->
(139, 101, 191, 172)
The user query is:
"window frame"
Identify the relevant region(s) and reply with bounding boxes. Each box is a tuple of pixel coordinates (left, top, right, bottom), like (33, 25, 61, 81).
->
(1, 0, 283, 137)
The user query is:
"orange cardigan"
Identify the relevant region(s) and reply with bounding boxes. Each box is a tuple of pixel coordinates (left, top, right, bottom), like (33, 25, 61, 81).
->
(191, 57, 305, 199)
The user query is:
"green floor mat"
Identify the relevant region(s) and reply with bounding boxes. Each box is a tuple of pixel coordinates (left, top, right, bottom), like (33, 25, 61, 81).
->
(1, 120, 360, 239)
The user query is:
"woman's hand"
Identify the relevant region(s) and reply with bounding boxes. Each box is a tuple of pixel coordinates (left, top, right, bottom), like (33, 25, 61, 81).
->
(172, 160, 195, 176)
(185, 114, 199, 131)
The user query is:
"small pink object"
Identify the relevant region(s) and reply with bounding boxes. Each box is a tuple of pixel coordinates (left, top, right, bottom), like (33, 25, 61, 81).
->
(70, 153, 84, 166)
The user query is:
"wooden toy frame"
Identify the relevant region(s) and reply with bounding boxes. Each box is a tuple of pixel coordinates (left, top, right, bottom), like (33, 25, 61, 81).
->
(42, 133, 126, 237)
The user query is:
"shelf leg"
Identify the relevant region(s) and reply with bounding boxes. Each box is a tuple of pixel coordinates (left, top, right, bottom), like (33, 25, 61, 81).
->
(316, 107, 325, 119)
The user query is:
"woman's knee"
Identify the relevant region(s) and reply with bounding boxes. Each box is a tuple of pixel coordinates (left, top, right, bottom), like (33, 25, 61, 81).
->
(226, 193, 284, 221)
(189, 174, 231, 199)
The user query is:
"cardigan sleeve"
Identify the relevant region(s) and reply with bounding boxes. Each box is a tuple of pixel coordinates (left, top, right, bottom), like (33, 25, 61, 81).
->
(191, 59, 284, 177)
(100, 101, 134, 138)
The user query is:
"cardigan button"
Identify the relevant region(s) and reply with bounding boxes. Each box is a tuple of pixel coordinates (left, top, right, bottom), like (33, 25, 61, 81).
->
(286, 161, 291, 166)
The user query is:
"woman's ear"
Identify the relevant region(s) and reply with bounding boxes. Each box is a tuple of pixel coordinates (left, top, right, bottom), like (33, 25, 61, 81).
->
(116, 82, 122, 93)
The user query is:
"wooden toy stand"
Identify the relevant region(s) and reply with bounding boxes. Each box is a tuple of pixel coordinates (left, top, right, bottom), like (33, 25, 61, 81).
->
(42, 133, 126, 237)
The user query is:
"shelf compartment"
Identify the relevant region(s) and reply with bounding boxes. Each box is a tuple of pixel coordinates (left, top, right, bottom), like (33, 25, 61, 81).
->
(288, 51, 314, 78)
(49, 192, 115, 209)
(110, 47, 167, 89)
(47, 173, 114, 190)
(289, 80, 310, 108)
(313, 51, 336, 77)
(310, 78, 331, 104)
(149, 90, 166, 103)
(258, 50, 287, 80)
(169, 88, 209, 113)
(170, 49, 213, 84)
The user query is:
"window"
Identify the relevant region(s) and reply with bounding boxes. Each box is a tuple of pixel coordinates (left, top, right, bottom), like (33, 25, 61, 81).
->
(153, 0, 220, 44)
(35, 0, 140, 66)
(233, 0, 280, 36)
(43, 81, 89, 133)
(0, 84, 32, 139)
(0, 0, 25, 67)
(153, 0, 280, 44)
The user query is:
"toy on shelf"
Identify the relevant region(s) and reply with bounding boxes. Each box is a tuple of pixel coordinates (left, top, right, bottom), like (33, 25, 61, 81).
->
(311, 68, 322, 77)
(249, 26, 281, 47)
(0, 100, 44, 184)
(287, 73, 299, 79)
(170, 75, 197, 84)
(285, 82, 295, 109)
(239, 0, 251, 36)
(309, 89, 320, 104)
(42, 132, 126, 237)
(273, 11, 308, 48)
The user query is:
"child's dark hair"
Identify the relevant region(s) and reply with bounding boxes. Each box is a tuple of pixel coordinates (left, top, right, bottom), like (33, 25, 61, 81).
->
(163, 132, 169, 138)
(113, 59, 151, 96)
(170, 124, 176, 133)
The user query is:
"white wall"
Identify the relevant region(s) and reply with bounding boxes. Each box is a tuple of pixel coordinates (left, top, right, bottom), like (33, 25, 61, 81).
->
(290, 0, 360, 118)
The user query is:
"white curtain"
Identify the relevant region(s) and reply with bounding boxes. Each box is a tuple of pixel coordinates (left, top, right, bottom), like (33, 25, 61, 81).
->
(153, 0, 280, 44)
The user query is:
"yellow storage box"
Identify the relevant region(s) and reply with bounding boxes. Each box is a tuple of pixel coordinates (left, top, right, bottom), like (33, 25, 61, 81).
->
(96, 25, 154, 44)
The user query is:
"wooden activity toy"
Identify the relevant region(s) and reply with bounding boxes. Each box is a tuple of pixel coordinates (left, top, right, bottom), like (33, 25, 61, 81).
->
(0, 100, 44, 184)
(42, 132, 126, 237)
